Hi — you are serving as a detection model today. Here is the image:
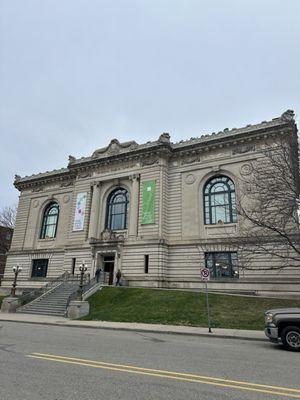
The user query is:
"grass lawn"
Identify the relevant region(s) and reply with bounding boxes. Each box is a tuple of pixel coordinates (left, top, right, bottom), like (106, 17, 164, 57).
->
(81, 287, 300, 330)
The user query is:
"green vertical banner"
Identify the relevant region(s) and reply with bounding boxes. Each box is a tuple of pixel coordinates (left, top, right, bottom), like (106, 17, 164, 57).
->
(142, 180, 156, 224)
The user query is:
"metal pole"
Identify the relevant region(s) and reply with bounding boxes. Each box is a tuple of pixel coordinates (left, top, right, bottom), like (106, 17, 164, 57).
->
(11, 271, 18, 297)
(79, 270, 84, 301)
(205, 281, 212, 333)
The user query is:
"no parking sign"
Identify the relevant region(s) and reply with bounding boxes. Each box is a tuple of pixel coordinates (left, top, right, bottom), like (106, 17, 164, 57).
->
(200, 268, 212, 333)
(200, 268, 210, 281)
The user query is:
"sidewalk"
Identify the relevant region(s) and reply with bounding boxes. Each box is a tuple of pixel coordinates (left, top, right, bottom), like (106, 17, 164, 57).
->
(0, 312, 266, 341)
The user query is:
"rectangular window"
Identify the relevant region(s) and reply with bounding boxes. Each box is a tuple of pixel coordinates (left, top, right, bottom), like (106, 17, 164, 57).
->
(205, 252, 238, 278)
(144, 255, 149, 274)
(31, 259, 49, 278)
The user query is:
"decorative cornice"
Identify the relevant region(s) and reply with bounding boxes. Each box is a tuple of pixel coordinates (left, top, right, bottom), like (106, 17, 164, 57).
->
(13, 110, 296, 191)
(15, 169, 76, 191)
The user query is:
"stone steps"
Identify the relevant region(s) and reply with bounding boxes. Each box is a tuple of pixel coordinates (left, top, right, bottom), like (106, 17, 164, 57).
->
(17, 282, 79, 316)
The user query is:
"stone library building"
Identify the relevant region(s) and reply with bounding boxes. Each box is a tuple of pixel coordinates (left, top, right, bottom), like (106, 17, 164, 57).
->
(3, 110, 300, 295)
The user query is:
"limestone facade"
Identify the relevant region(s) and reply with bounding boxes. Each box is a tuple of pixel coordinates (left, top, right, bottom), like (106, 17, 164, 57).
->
(4, 111, 300, 294)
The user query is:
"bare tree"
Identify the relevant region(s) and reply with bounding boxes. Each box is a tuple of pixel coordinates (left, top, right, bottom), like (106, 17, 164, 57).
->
(231, 131, 300, 270)
(0, 205, 17, 229)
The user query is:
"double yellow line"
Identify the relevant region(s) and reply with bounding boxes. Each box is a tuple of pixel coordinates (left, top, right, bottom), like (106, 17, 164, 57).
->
(27, 352, 300, 398)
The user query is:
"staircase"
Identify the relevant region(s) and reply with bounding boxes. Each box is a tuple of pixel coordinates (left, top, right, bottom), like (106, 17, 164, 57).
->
(16, 281, 79, 317)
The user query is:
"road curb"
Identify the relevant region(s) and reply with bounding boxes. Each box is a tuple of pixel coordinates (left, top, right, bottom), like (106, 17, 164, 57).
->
(0, 317, 267, 342)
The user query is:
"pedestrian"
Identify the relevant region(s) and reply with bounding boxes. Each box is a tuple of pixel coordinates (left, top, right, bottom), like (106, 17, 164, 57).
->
(115, 269, 122, 286)
(95, 267, 101, 283)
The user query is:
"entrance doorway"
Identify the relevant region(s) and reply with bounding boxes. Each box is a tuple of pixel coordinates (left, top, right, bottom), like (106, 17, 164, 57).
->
(102, 255, 115, 285)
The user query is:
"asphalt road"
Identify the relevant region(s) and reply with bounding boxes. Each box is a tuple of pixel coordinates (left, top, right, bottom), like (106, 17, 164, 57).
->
(0, 321, 299, 400)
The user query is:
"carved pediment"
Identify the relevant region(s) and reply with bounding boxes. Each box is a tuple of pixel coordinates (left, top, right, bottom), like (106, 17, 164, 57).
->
(101, 229, 117, 241)
(92, 139, 138, 158)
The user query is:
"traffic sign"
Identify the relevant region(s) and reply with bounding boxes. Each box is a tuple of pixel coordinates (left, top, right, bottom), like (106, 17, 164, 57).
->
(200, 268, 210, 281)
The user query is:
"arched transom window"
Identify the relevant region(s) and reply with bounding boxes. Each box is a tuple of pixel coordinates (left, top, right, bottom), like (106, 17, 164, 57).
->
(40, 202, 59, 238)
(204, 176, 237, 224)
(106, 188, 129, 231)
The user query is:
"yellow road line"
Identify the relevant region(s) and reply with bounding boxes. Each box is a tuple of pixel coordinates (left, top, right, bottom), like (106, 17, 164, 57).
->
(31, 352, 300, 394)
(27, 353, 300, 399)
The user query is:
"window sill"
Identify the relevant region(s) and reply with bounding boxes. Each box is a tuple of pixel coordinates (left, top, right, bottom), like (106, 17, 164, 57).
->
(37, 238, 56, 242)
(204, 223, 237, 228)
(30, 277, 48, 280)
(208, 277, 239, 281)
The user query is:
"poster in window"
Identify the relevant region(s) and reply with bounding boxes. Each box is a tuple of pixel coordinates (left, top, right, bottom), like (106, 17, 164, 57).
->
(73, 192, 87, 231)
(141, 180, 156, 224)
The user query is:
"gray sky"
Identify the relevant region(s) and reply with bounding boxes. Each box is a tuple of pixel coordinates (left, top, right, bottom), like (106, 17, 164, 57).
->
(1, 0, 299, 207)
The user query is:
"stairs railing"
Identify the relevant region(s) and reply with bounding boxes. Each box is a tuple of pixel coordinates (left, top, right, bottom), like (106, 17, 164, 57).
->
(17, 271, 72, 306)
(66, 271, 109, 307)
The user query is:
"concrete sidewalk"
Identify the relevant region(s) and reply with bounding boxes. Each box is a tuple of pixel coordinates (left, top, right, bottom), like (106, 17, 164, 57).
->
(0, 312, 266, 341)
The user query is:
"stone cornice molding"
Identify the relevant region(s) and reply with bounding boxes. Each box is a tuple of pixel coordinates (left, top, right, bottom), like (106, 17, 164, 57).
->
(14, 169, 76, 191)
(13, 111, 296, 191)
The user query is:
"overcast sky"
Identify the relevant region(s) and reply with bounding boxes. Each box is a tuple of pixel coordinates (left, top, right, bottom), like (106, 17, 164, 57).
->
(1, 0, 299, 207)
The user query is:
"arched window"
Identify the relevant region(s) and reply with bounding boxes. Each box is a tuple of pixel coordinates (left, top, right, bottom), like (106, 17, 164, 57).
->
(204, 176, 237, 224)
(106, 188, 129, 231)
(40, 202, 59, 239)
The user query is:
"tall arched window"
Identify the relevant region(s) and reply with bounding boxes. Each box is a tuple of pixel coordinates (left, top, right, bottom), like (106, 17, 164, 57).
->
(204, 176, 237, 224)
(40, 202, 59, 239)
(106, 188, 129, 231)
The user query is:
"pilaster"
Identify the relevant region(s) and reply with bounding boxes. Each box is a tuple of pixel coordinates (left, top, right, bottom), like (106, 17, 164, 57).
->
(88, 182, 101, 239)
(129, 174, 140, 237)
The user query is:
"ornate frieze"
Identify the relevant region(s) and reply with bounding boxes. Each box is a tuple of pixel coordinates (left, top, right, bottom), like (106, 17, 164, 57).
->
(141, 157, 159, 166)
(95, 159, 139, 174)
(232, 144, 255, 155)
(60, 181, 73, 187)
(32, 187, 44, 193)
(181, 155, 201, 165)
(78, 172, 92, 179)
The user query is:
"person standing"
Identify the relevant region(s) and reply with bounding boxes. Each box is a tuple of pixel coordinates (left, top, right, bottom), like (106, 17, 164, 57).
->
(115, 269, 122, 286)
(95, 267, 101, 283)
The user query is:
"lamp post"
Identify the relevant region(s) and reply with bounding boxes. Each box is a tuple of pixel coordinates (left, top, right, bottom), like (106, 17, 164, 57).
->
(11, 264, 23, 297)
(78, 261, 87, 301)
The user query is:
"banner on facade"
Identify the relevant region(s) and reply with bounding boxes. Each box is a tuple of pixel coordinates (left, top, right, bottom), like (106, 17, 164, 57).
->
(141, 180, 156, 224)
(73, 192, 87, 231)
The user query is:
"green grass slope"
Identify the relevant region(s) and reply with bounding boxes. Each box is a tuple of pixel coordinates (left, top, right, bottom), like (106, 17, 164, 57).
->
(82, 287, 300, 330)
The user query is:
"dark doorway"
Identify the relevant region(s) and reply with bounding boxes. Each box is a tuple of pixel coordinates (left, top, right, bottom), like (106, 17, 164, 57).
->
(31, 259, 48, 278)
(102, 255, 115, 285)
(71, 258, 76, 275)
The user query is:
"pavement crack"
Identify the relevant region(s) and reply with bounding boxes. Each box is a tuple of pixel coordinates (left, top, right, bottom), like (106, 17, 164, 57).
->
(0, 343, 16, 353)
(135, 332, 166, 343)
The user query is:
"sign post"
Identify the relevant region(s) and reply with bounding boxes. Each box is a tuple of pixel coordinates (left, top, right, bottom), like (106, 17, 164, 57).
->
(200, 268, 212, 333)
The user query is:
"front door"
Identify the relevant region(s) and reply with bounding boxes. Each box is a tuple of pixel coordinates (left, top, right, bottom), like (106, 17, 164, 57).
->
(102, 255, 115, 285)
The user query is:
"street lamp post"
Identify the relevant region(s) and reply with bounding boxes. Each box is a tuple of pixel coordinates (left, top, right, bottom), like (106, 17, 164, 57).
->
(78, 261, 88, 301)
(11, 264, 23, 297)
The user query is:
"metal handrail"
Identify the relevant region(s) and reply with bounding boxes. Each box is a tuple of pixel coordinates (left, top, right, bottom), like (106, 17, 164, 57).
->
(66, 272, 109, 308)
(17, 271, 71, 305)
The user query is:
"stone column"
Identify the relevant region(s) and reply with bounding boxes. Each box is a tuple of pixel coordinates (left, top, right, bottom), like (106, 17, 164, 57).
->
(129, 174, 140, 237)
(88, 182, 101, 239)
